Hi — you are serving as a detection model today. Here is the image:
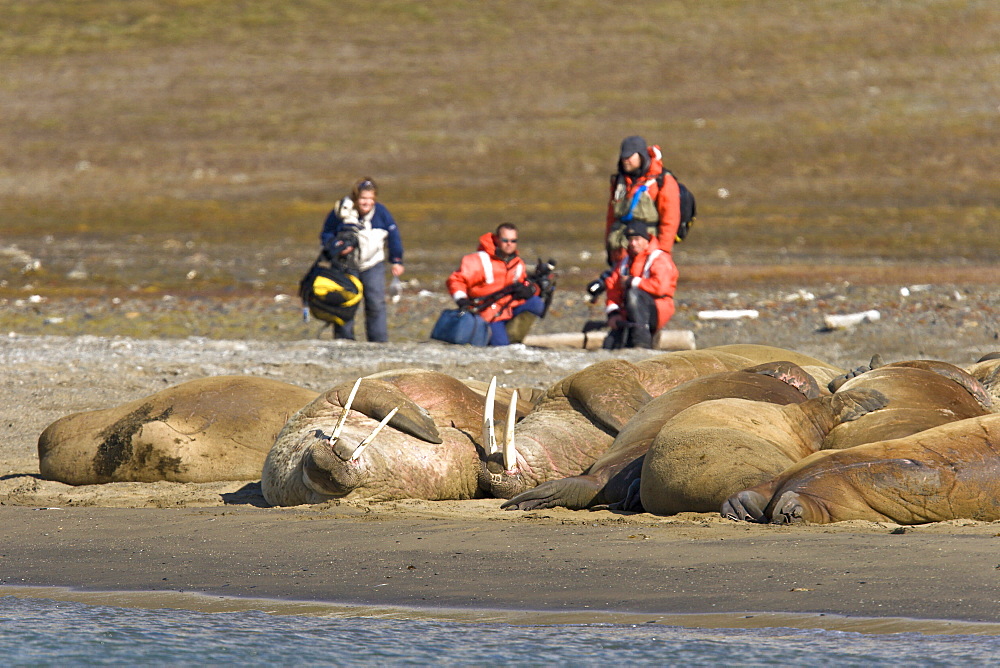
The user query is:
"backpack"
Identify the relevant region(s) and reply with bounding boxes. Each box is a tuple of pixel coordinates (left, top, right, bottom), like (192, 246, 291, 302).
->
(658, 170, 697, 242)
(298, 251, 363, 326)
(611, 170, 697, 242)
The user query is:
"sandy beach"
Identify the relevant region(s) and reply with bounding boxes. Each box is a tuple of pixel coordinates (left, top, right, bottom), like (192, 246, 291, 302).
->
(2, 316, 999, 633)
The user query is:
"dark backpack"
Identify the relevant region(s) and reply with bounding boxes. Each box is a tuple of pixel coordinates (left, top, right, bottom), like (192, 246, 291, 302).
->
(298, 251, 363, 326)
(658, 170, 697, 242)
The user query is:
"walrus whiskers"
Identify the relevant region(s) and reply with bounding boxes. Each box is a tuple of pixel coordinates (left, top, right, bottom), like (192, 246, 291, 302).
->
(349, 407, 399, 461)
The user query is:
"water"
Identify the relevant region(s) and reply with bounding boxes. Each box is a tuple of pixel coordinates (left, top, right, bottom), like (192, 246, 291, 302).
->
(2, 596, 1000, 666)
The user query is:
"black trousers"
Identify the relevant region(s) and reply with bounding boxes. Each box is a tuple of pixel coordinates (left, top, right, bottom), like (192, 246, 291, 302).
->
(603, 288, 657, 349)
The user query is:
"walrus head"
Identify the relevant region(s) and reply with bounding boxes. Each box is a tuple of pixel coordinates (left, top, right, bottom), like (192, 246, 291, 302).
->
(478, 377, 526, 498)
(301, 378, 399, 498)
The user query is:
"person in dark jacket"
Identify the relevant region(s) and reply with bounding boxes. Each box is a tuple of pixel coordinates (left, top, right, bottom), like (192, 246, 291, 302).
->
(320, 177, 404, 342)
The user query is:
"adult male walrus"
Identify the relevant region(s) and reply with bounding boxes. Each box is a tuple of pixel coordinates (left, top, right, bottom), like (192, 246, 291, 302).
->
(822, 360, 992, 450)
(483, 348, 792, 500)
(261, 368, 519, 506)
(721, 414, 1000, 525)
(639, 387, 888, 516)
(37, 376, 318, 484)
(500, 361, 823, 511)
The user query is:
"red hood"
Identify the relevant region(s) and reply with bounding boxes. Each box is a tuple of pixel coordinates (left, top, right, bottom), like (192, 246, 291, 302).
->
(476, 232, 497, 255)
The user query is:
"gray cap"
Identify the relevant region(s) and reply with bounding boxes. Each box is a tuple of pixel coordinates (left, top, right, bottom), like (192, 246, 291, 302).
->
(619, 135, 647, 160)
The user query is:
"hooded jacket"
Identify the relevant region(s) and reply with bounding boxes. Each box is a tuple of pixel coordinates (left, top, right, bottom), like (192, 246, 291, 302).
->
(447, 232, 530, 323)
(603, 237, 678, 330)
(605, 144, 681, 254)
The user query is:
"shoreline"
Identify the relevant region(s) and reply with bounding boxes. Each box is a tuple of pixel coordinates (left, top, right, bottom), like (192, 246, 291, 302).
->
(3, 504, 1000, 632)
(4, 586, 1000, 636)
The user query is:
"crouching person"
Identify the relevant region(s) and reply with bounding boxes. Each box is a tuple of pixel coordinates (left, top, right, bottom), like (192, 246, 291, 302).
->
(602, 221, 678, 349)
(447, 223, 546, 346)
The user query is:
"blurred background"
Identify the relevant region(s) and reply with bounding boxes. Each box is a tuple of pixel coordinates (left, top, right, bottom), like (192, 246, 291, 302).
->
(1, 1, 997, 336)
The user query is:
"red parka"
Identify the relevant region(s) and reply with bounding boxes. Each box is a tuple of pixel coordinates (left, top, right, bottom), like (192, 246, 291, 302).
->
(447, 232, 529, 323)
(605, 144, 681, 254)
(603, 237, 678, 330)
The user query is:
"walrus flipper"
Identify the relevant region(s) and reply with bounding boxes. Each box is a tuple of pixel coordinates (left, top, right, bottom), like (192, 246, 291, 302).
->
(830, 388, 890, 423)
(329, 379, 442, 444)
(721, 489, 771, 523)
(828, 354, 885, 392)
(501, 475, 603, 511)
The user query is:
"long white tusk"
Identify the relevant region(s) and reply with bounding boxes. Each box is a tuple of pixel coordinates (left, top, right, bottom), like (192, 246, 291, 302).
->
(483, 377, 498, 455)
(332, 378, 362, 441)
(349, 406, 398, 461)
(503, 389, 518, 471)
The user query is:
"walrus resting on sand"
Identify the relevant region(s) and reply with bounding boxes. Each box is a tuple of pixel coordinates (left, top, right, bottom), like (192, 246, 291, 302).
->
(37, 376, 318, 484)
(261, 369, 521, 506)
(500, 361, 824, 512)
(639, 387, 888, 516)
(484, 347, 832, 500)
(722, 414, 1000, 525)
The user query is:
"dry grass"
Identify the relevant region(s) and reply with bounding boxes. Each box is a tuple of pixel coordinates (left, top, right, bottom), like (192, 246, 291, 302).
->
(1, 0, 998, 298)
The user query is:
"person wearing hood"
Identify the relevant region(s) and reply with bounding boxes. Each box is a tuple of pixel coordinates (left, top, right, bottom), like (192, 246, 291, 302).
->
(604, 135, 682, 266)
(601, 221, 678, 349)
(446, 223, 545, 346)
(320, 177, 405, 342)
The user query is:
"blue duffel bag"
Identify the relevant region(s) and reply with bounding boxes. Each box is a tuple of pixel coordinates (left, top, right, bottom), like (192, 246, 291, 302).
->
(430, 308, 490, 346)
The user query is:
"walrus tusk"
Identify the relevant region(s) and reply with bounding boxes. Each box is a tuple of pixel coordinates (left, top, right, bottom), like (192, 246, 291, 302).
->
(503, 389, 518, 471)
(483, 377, 499, 455)
(332, 378, 362, 442)
(349, 407, 399, 461)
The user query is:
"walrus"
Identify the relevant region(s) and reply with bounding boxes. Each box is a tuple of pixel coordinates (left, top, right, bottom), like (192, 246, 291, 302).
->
(639, 387, 888, 516)
(500, 361, 824, 511)
(483, 348, 788, 500)
(721, 414, 1000, 525)
(261, 368, 518, 506)
(964, 353, 1000, 411)
(822, 360, 992, 450)
(38, 375, 319, 484)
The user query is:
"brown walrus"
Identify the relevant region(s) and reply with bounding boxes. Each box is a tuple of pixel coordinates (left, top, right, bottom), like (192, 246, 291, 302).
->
(639, 387, 888, 516)
(722, 414, 1000, 525)
(822, 360, 992, 450)
(261, 368, 521, 506)
(500, 361, 824, 511)
(484, 348, 786, 500)
(38, 375, 318, 484)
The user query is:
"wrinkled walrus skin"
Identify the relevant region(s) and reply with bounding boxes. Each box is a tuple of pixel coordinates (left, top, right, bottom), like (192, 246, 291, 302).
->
(484, 348, 790, 500)
(38, 376, 318, 484)
(722, 414, 1000, 525)
(639, 388, 888, 516)
(500, 361, 824, 511)
(261, 369, 512, 506)
(822, 361, 991, 450)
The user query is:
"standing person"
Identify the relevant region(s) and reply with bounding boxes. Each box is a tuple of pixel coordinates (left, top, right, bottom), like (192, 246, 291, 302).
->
(446, 223, 545, 346)
(605, 135, 682, 267)
(320, 177, 404, 342)
(602, 221, 678, 349)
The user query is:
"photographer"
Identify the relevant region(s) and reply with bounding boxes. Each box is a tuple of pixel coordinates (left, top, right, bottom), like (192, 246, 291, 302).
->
(602, 221, 678, 349)
(446, 223, 550, 346)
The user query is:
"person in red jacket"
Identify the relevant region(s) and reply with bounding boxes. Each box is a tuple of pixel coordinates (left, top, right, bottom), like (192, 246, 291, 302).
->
(447, 223, 545, 346)
(605, 135, 681, 266)
(602, 221, 679, 349)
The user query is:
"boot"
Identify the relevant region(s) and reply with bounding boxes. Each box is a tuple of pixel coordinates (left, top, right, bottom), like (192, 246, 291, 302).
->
(629, 323, 653, 349)
(505, 312, 537, 344)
